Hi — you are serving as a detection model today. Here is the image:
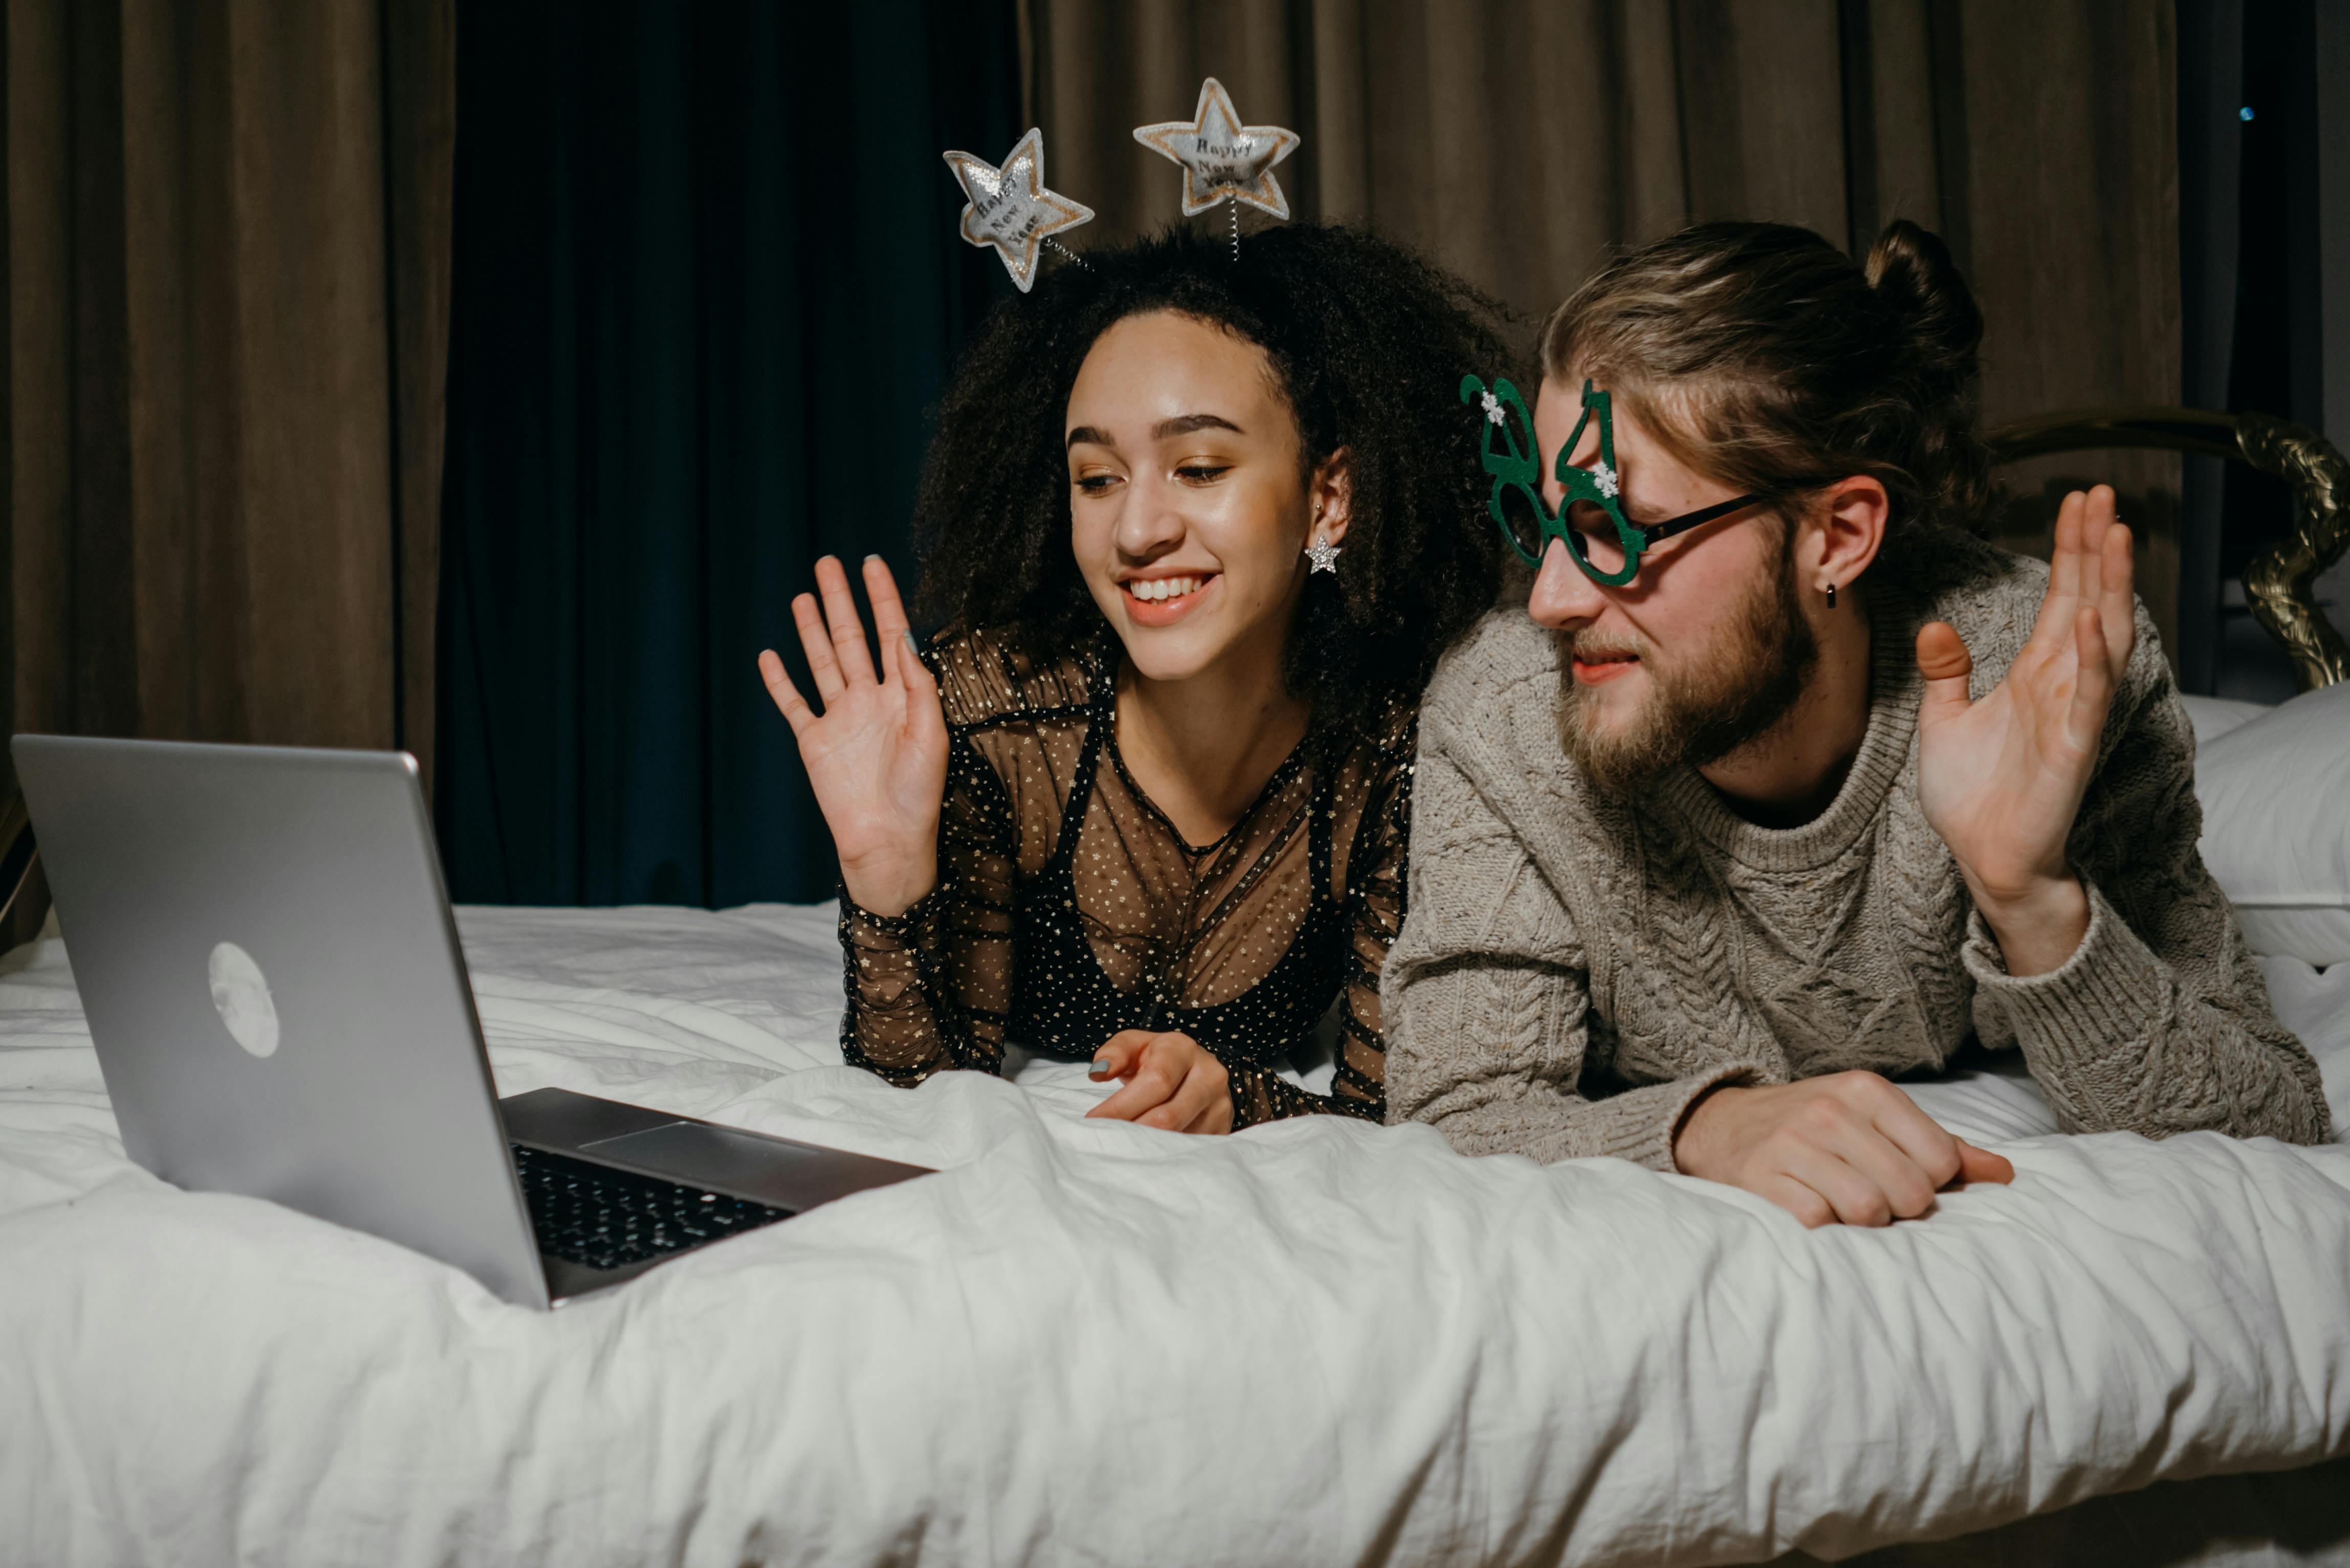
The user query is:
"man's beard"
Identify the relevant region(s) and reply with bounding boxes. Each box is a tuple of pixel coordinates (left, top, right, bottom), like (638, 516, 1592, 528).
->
(1555, 535, 1821, 799)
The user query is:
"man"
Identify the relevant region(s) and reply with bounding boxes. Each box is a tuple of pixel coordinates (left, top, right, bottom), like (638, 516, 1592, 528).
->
(1382, 221, 2327, 1226)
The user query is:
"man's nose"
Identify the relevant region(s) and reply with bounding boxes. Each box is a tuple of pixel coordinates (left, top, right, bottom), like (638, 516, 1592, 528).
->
(1527, 538, 1607, 628)
(1116, 473, 1185, 558)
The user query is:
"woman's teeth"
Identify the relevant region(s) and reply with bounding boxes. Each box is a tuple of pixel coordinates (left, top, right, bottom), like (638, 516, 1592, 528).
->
(1128, 576, 1204, 602)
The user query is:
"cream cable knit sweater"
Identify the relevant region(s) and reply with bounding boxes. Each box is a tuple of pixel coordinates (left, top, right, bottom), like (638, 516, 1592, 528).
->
(1382, 531, 2331, 1168)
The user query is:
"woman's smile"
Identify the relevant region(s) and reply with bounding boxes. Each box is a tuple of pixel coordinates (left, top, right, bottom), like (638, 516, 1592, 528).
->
(1120, 570, 1220, 624)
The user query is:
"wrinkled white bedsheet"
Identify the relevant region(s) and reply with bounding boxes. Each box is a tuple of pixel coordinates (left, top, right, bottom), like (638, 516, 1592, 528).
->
(2, 902, 2347, 1567)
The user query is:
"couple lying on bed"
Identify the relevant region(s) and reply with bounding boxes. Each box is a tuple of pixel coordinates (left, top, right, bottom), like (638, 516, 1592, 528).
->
(760, 219, 2331, 1229)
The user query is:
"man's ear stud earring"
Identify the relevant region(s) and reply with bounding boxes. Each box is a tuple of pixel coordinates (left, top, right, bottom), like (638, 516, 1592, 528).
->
(1824, 581, 1837, 609)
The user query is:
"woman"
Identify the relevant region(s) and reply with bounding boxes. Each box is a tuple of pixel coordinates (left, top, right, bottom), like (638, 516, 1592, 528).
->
(760, 224, 1513, 1134)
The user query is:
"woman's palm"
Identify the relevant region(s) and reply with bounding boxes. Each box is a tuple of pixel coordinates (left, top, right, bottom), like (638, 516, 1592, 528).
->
(759, 557, 948, 911)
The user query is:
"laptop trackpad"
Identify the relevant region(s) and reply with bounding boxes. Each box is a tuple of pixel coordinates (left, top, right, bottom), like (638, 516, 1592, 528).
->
(578, 1121, 916, 1212)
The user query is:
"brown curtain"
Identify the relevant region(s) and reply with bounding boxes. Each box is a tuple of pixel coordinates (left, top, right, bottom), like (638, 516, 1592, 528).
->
(1026, 0, 2182, 650)
(2, 0, 453, 944)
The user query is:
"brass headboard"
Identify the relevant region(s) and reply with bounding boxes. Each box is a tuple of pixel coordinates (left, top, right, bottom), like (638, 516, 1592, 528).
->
(1983, 406, 2349, 691)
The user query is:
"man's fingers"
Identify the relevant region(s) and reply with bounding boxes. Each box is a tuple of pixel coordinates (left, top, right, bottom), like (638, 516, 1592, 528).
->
(757, 649, 816, 736)
(1780, 1144, 1898, 1228)
(792, 593, 845, 701)
(1756, 1173, 1836, 1229)
(2069, 605, 2115, 748)
(812, 556, 879, 686)
(2046, 490, 2086, 599)
(1851, 1077, 1964, 1190)
(2029, 492, 2088, 651)
(1954, 1139, 2016, 1187)
(1916, 622, 1974, 723)
(2074, 487, 2112, 605)
(2099, 518, 2136, 677)
(1823, 1121, 1942, 1220)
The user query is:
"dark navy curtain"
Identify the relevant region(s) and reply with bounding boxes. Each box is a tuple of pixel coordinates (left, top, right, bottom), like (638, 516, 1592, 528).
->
(437, 0, 1020, 906)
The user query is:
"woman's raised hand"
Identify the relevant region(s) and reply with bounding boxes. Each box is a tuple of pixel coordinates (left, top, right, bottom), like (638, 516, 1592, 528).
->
(758, 556, 948, 917)
(1913, 485, 2135, 974)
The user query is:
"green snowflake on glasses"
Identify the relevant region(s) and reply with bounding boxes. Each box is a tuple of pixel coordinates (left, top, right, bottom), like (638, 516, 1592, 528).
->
(1457, 374, 1766, 588)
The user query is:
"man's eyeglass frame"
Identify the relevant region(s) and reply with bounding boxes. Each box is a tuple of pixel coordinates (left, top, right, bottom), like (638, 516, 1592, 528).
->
(1459, 374, 1767, 587)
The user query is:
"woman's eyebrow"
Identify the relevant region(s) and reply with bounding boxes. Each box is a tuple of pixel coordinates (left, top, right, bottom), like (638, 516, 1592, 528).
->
(1065, 413, 1243, 450)
(1154, 413, 1241, 439)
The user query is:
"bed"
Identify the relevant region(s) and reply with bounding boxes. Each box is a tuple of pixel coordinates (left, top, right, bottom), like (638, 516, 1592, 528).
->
(0, 674, 2344, 1566)
(4, 411, 2349, 1566)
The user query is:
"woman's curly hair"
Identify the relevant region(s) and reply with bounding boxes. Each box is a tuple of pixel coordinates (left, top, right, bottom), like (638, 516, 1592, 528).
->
(910, 222, 1519, 737)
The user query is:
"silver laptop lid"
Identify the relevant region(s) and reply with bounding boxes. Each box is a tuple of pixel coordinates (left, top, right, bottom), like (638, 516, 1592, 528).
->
(12, 735, 549, 1308)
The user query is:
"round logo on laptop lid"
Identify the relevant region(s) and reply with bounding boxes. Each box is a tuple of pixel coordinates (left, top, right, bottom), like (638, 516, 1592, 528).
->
(207, 941, 280, 1058)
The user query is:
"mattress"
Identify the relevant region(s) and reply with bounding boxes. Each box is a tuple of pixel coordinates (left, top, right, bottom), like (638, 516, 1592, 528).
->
(2, 899, 2346, 1566)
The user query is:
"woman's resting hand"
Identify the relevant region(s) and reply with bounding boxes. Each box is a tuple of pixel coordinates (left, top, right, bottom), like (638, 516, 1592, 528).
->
(1085, 1031, 1235, 1135)
(1673, 1071, 2014, 1227)
(759, 555, 949, 917)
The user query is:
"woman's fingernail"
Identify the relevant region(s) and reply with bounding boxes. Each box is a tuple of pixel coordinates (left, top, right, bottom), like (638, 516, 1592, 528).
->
(904, 631, 920, 652)
(1087, 1057, 1111, 1079)
(864, 553, 883, 562)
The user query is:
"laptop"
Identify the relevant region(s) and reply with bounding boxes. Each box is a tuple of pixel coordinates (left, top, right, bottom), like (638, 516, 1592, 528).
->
(11, 734, 930, 1309)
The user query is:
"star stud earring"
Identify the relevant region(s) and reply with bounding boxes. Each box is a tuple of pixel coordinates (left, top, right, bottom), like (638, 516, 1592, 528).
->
(1305, 535, 1341, 574)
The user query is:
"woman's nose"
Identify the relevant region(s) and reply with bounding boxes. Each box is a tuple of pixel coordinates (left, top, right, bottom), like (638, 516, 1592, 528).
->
(1115, 474, 1185, 557)
(1527, 537, 1607, 628)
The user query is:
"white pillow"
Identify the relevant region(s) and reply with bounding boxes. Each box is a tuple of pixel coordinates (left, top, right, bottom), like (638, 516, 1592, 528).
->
(2180, 693, 2271, 746)
(2259, 954, 2350, 1141)
(2193, 681, 2350, 967)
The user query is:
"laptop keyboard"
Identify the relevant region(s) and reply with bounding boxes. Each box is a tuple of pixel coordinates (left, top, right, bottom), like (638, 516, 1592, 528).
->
(511, 1144, 792, 1273)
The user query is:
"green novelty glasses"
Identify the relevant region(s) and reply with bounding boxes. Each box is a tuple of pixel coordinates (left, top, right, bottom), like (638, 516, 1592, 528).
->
(1458, 375, 1767, 587)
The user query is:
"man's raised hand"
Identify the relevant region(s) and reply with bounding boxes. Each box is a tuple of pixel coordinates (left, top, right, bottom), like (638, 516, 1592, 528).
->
(1913, 485, 2134, 975)
(758, 555, 948, 917)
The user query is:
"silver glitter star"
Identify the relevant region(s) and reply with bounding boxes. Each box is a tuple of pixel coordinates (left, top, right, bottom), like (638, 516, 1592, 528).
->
(1132, 78, 1301, 220)
(942, 128, 1095, 293)
(1305, 535, 1340, 574)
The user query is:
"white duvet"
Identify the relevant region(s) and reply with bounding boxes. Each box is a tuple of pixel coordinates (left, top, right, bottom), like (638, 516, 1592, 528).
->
(3, 902, 2348, 1567)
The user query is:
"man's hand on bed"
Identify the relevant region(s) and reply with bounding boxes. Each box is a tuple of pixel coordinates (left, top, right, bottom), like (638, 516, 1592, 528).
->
(1915, 486, 2133, 977)
(758, 555, 950, 918)
(1673, 1072, 2014, 1228)
(1085, 1031, 1235, 1135)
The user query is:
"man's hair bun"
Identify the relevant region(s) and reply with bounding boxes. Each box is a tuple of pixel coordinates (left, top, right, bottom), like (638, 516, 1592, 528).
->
(1865, 219, 1983, 399)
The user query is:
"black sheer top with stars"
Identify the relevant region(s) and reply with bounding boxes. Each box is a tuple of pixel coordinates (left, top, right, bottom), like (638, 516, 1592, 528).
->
(837, 624, 1414, 1129)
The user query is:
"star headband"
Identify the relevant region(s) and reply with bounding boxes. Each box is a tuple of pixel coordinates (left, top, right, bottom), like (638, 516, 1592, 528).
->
(941, 128, 1095, 294)
(942, 80, 1301, 289)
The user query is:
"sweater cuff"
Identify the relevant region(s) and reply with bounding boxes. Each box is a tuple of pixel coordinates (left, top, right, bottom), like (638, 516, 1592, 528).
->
(1961, 880, 2162, 1071)
(1576, 1061, 1761, 1174)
